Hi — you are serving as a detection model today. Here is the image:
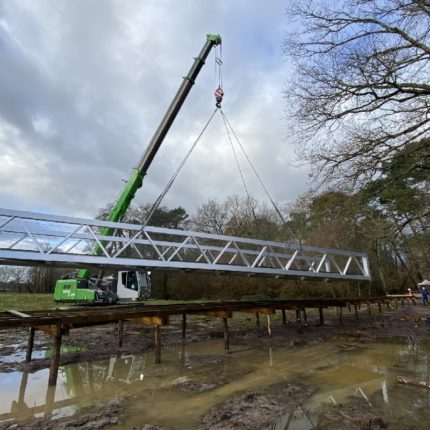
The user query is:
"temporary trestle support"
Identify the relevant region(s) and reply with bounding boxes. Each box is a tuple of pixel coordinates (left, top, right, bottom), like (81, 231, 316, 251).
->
(5, 296, 413, 386)
(242, 307, 275, 337)
(21, 320, 64, 386)
(26, 327, 35, 362)
(0, 208, 371, 281)
(125, 315, 169, 364)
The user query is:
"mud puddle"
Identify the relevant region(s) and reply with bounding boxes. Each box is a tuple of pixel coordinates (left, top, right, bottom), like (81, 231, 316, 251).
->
(1, 332, 430, 429)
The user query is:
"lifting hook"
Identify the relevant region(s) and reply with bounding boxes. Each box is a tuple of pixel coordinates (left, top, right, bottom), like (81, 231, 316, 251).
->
(214, 87, 224, 109)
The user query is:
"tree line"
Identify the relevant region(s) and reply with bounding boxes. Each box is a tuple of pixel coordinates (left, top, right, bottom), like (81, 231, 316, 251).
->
(96, 183, 429, 300)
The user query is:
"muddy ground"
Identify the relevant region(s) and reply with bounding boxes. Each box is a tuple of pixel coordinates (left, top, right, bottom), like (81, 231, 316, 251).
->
(0, 302, 429, 429)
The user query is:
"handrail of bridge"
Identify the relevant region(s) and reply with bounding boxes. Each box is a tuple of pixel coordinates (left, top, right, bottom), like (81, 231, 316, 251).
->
(0, 208, 371, 281)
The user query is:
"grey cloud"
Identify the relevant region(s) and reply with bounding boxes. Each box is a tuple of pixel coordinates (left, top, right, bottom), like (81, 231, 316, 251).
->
(0, 0, 309, 219)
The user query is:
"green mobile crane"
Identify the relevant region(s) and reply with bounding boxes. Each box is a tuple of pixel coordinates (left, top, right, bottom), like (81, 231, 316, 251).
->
(54, 34, 222, 304)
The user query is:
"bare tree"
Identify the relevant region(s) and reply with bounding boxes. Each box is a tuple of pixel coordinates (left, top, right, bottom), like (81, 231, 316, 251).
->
(0, 266, 29, 284)
(28, 266, 60, 293)
(192, 199, 229, 235)
(284, 0, 430, 186)
(192, 194, 282, 240)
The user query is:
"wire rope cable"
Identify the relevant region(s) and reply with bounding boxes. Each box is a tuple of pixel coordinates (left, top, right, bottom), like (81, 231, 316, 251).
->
(220, 109, 299, 243)
(113, 109, 218, 257)
(143, 108, 218, 225)
(220, 110, 261, 232)
(215, 44, 223, 89)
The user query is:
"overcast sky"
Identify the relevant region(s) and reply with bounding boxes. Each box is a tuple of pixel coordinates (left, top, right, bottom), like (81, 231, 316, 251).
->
(0, 0, 309, 219)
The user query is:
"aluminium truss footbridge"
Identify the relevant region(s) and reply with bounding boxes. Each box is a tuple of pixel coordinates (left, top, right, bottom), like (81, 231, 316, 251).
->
(0, 208, 370, 282)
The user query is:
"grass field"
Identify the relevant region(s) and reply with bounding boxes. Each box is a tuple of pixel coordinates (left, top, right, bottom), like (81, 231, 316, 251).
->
(0, 292, 220, 312)
(0, 294, 215, 313)
(0, 293, 55, 312)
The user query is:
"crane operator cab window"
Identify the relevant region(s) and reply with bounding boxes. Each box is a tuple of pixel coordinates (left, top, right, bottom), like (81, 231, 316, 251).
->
(117, 270, 151, 300)
(122, 271, 139, 291)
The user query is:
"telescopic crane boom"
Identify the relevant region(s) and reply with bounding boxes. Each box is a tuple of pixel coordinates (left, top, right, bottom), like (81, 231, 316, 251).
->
(78, 33, 221, 279)
(54, 34, 221, 304)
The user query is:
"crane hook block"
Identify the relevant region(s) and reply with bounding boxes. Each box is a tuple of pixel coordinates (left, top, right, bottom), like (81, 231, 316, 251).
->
(215, 87, 224, 108)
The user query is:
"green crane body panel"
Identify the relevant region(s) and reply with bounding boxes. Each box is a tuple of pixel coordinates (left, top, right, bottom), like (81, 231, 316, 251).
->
(54, 279, 96, 302)
(77, 168, 145, 280)
(55, 33, 221, 302)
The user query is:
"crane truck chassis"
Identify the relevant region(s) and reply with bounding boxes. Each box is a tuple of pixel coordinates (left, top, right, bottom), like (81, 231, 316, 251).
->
(54, 34, 222, 304)
(54, 271, 151, 304)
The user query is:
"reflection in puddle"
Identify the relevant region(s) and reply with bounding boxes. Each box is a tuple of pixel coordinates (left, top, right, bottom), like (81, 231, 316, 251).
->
(0, 337, 429, 429)
(0, 350, 45, 363)
(0, 345, 86, 363)
(269, 405, 317, 430)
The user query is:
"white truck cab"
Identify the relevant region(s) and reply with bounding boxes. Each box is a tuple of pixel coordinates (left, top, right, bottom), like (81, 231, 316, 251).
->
(116, 271, 151, 301)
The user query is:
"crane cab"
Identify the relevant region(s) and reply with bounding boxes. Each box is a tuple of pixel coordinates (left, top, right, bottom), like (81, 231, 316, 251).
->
(115, 271, 151, 301)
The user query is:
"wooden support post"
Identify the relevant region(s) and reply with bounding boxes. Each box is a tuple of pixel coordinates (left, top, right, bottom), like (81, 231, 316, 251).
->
(267, 314, 273, 338)
(282, 309, 287, 325)
(296, 309, 303, 333)
(348, 304, 351, 312)
(223, 318, 230, 351)
(319, 307, 324, 326)
(182, 313, 186, 339)
(401, 299, 404, 307)
(302, 308, 308, 327)
(48, 332, 62, 386)
(154, 325, 161, 364)
(255, 312, 260, 327)
(117, 320, 124, 348)
(354, 304, 359, 325)
(368, 304, 372, 316)
(386, 302, 390, 310)
(26, 327, 35, 362)
(378, 302, 382, 313)
(338, 307, 344, 326)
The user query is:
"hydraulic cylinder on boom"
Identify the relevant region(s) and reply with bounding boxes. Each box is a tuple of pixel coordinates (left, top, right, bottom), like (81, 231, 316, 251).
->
(54, 34, 222, 304)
